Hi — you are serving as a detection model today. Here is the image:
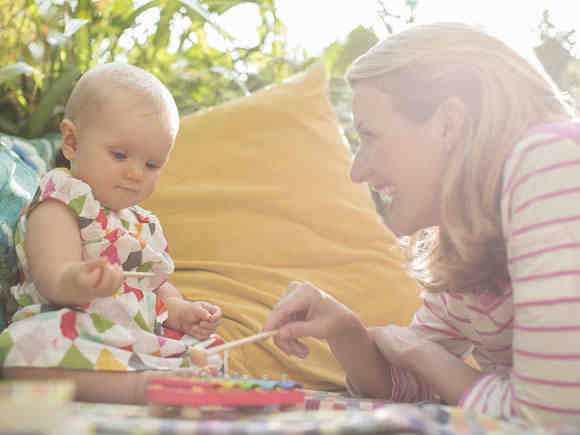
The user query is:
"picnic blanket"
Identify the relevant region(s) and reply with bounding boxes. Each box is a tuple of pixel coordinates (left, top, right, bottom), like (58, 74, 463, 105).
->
(68, 391, 579, 434)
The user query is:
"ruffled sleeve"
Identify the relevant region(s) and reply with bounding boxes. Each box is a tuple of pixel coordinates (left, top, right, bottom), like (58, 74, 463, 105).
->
(34, 168, 106, 243)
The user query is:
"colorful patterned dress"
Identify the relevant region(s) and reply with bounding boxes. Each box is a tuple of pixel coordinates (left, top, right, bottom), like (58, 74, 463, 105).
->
(0, 168, 223, 371)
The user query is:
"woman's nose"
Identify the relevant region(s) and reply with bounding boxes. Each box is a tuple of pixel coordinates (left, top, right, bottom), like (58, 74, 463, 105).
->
(350, 148, 371, 183)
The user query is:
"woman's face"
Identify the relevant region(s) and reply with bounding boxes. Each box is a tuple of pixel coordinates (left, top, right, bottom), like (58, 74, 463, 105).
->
(350, 84, 448, 236)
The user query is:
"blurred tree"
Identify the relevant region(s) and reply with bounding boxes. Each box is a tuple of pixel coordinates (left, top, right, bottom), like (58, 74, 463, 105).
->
(534, 10, 579, 112)
(323, 25, 379, 78)
(320, 3, 580, 220)
(321, 1, 418, 157)
(0, 0, 302, 138)
(320, 0, 418, 218)
(376, 0, 418, 33)
(322, 26, 378, 157)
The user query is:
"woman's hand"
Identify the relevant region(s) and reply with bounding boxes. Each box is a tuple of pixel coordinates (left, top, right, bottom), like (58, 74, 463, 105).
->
(264, 280, 362, 358)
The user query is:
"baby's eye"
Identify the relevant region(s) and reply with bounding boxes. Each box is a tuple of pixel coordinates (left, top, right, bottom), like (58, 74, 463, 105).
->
(146, 162, 159, 170)
(111, 151, 127, 160)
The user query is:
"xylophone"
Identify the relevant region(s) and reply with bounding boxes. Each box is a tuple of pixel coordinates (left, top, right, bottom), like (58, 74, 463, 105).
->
(145, 375, 305, 408)
(147, 330, 305, 417)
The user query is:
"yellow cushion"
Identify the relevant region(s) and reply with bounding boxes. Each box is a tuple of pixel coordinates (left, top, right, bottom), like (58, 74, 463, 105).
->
(143, 62, 421, 390)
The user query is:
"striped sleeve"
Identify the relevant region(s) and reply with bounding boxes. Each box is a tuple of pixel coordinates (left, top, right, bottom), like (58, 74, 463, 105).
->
(483, 124, 580, 425)
(391, 291, 475, 402)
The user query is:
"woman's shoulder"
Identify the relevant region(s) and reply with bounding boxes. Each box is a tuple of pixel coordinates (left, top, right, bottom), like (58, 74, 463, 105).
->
(510, 120, 580, 155)
(524, 120, 580, 143)
(505, 120, 580, 174)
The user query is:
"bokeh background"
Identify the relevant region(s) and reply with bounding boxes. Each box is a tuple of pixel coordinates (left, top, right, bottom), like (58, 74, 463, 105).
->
(2, 0, 578, 153)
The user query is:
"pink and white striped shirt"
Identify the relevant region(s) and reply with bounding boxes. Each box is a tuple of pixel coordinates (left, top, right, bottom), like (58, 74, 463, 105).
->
(391, 121, 580, 425)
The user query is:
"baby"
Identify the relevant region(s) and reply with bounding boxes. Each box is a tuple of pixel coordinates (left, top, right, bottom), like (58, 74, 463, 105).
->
(0, 63, 223, 396)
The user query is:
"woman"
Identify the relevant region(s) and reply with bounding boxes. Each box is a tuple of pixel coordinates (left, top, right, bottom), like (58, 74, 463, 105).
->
(264, 22, 580, 425)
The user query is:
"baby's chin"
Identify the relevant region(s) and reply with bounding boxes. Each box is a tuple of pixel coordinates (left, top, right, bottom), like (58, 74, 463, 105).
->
(100, 200, 139, 212)
(100, 192, 148, 211)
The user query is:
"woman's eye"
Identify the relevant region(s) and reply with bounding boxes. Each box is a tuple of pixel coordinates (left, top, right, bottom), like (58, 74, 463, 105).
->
(359, 134, 374, 145)
(112, 151, 127, 160)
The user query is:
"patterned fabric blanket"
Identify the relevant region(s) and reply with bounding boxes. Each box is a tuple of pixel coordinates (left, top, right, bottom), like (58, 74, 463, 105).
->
(67, 391, 579, 435)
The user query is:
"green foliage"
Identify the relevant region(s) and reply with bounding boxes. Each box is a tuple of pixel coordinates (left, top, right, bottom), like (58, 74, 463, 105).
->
(322, 26, 378, 78)
(0, 0, 304, 138)
(376, 0, 418, 34)
(321, 25, 379, 162)
(534, 10, 579, 112)
(320, 1, 417, 160)
(320, 23, 388, 220)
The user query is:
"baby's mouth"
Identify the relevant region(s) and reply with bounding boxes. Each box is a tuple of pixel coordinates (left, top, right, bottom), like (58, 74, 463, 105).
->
(117, 186, 138, 193)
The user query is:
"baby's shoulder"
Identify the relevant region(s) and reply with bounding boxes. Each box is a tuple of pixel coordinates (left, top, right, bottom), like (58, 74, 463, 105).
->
(36, 168, 101, 218)
(39, 168, 90, 193)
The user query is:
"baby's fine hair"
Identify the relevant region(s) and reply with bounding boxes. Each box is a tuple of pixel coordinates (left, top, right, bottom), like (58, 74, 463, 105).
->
(346, 22, 575, 293)
(64, 62, 179, 137)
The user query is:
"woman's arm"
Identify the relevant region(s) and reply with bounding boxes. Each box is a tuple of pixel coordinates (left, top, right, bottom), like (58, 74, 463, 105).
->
(327, 317, 394, 399)
(368, 306, 481, 405)
(26, 200, 122, 305)
(265, 281, 394, 398)
(388, 328, 482, 404)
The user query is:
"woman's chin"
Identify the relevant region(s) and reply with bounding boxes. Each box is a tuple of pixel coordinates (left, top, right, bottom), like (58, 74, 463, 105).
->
(387, 205, 438, 238)
(387, 214, 419, 238)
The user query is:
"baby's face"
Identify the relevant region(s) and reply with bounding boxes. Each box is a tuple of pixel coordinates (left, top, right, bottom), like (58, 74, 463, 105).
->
(69, 97, 175, 211)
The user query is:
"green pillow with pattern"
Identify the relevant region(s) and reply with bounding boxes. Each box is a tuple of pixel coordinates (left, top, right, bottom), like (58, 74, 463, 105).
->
(0, 134, 61, 331)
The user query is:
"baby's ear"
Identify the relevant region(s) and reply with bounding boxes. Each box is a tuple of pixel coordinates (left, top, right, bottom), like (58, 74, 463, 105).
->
(60, 118, 78, 161)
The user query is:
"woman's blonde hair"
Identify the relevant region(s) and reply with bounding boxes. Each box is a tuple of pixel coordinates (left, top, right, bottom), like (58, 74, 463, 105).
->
(346, 22, 575, 293)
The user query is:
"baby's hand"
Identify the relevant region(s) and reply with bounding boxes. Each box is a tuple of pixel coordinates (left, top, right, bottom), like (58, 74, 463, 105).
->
(165, 299, 222, 340)
(63, 258, 123, 301)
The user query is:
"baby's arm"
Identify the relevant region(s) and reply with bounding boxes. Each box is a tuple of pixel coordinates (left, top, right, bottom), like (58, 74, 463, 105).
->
(26, 199, 123, 305)
(158, 282, 222, 340)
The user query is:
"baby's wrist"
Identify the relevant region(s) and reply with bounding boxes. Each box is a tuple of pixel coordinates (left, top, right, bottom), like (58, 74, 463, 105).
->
(163, 295, 185, 306)
(49, 264, 86, 306)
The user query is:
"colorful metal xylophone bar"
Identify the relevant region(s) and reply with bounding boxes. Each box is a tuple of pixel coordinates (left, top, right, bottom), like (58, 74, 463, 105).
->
(145, 376, 305, 407)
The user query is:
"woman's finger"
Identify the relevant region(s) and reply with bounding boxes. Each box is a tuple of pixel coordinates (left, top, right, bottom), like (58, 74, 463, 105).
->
(265, 282, 316, 330)
(280, 280, 302, 297)
(273, 335, 298, 356)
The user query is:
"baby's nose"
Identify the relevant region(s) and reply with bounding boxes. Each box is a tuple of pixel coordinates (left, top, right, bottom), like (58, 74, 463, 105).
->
(126, 164, 143, 180)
